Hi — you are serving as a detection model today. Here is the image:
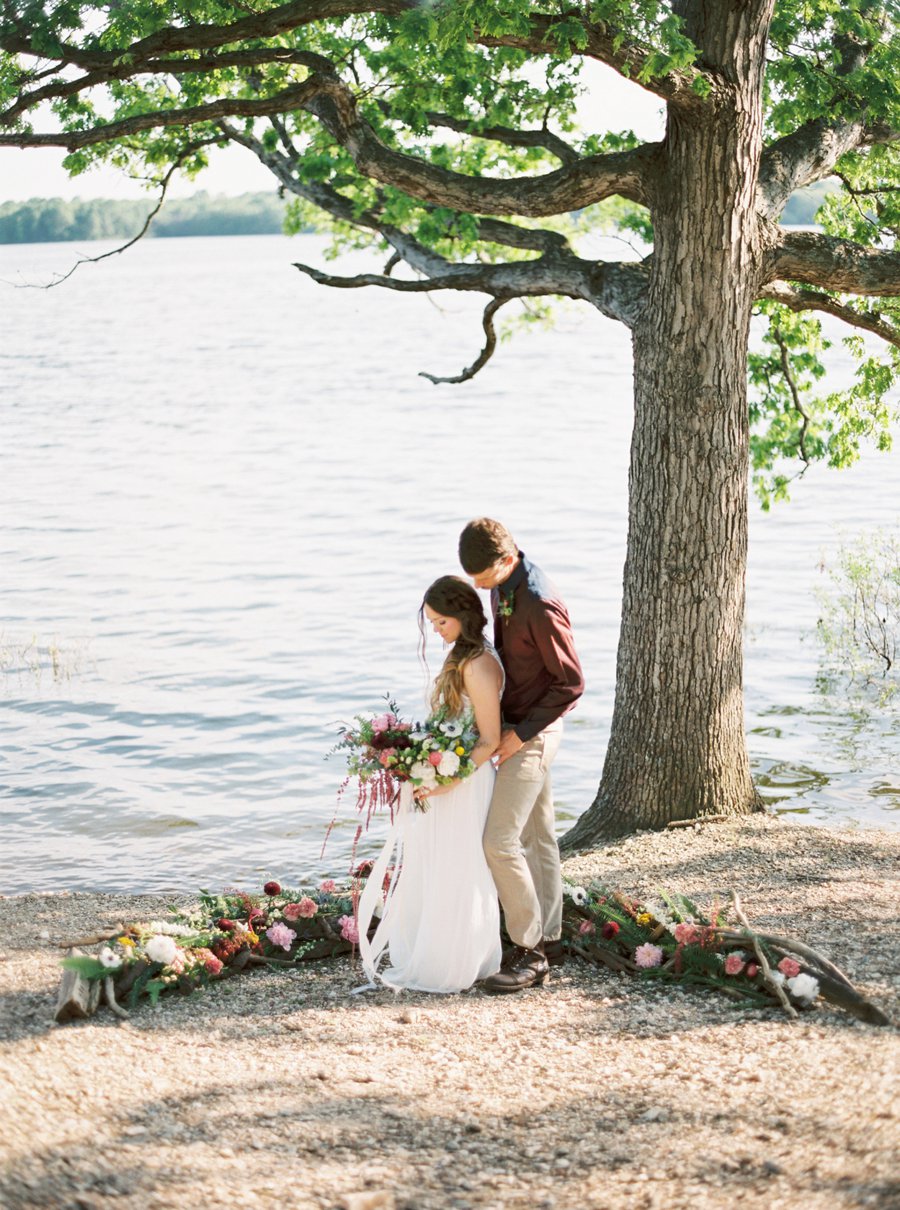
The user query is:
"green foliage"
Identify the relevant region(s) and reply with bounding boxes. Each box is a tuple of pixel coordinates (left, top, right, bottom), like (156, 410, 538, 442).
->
(60, 954, 109, 980)
(816, 528, 900, 703)
(749, 302, 898, 508)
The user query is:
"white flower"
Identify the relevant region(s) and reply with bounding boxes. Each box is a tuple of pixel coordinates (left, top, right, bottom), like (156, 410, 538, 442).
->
(410, 730, 429, 742)
(566, 885, 589, 906)
(98, 946, 122, 969)
(409, 761, 437, 787)
(147, 920, 192, 936)
(787, 973, 820, 1005)
(145, 934, 178, 965)
(439, 720, 464, 738)
(437, 750, 461, 777)
(768, 970, 786, 987)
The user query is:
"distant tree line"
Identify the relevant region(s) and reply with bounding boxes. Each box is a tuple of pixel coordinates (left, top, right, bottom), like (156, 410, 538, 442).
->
(0, 191, 291, 243)
(0, 181, 832, 245)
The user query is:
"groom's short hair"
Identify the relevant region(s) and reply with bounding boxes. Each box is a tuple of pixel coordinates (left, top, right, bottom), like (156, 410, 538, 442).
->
(459, 518, 518, 574)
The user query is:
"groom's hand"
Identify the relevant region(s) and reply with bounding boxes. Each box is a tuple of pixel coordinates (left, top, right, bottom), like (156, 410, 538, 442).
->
(495, 730, 524, 765)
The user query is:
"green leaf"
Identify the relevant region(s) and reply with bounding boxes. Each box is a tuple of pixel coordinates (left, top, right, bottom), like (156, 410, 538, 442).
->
(60, 955, 108, 980)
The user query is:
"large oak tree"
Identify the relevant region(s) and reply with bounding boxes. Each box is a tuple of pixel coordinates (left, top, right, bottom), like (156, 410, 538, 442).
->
(2, 0, 898, 842)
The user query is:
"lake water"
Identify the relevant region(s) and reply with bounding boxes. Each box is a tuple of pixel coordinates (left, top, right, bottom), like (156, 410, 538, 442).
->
(1, 234, 897, 896)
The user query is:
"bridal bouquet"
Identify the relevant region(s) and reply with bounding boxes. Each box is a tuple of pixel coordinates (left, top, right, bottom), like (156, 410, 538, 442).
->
(331, 697, 479, 814)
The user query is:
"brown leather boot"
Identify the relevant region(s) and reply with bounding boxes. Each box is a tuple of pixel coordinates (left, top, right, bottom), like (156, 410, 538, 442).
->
(482, 946, 549, 994)
(543, 939, 565, 967)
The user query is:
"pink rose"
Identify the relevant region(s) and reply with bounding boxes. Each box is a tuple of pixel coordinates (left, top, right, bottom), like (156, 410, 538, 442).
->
(379, 748, 397, 767)
(319, 879, 337, 894)
(339, 914, 359, 944)
(746, 963, 759, 978)
(673, 922, 699, 945)
(724, 954, 745, 976)
(371, 713, 395, 734)
(205, 954, 224, 976)
(427, 751, 443, 767)
(578, 920, 596, 936)
(284, 897, 317, 920)
(778, 956, 801, 978)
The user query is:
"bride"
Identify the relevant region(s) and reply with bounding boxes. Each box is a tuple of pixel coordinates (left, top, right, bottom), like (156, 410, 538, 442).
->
(356, 575, 503, 993)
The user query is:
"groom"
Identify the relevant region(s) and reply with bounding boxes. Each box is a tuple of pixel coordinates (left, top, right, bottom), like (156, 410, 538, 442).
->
(459, 518, 584, 994)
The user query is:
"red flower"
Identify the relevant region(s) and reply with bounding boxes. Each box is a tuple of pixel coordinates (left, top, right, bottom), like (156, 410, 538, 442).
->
(263, 881, 282, 896)
(215, 918, 236, 931)
(601, 922, 620, 940)
(746, 963, 759, 978)
(353, 860, 375, 879)
(211, 937, 242, 963)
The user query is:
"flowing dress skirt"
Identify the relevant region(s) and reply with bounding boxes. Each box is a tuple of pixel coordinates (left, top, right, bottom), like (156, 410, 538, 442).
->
(357, 762, 501, 993)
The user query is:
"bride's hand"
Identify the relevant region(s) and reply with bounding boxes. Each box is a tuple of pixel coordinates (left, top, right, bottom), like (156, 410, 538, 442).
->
(415, 780, 457, 802)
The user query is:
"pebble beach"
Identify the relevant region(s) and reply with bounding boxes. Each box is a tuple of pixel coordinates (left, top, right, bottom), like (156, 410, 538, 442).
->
(1, 815, 897, 1210)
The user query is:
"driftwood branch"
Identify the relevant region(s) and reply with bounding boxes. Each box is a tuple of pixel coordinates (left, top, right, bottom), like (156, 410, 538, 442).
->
(665, 814, 730, 829)
(55, 949, 100, 1022)
(102, 976, 130, 1020)
(731, 893, 797, 1019)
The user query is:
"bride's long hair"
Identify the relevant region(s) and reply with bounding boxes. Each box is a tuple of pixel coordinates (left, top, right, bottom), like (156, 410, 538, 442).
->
(419, 575, 488, 717)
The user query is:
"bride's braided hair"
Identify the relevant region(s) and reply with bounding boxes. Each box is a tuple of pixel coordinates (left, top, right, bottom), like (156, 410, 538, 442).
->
(419, 575, 488, 718)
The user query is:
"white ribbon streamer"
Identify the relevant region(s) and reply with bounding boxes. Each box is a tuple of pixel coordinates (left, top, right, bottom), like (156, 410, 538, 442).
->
(353, 781, 411, 992)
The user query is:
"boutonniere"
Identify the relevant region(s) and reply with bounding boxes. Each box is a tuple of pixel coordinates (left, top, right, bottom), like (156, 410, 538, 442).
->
(498, 588, 515, 623)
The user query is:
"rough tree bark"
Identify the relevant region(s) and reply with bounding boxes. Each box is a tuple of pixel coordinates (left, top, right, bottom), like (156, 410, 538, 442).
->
(563, 0, 773, 843)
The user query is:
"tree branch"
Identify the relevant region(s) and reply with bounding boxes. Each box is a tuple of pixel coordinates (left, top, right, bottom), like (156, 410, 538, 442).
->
(419, 110, 579, 165)
(758, 116, 898, 218)
(772, 325, 812, 470)
(219, 118, 452, 279)
(6, 138, 219, 289)
(305, 76, 658, 214)
(769, 231, 900, 297)
(474, 13, 709, 108)
(0, 48, 334, 127)
(0, 1, 416, 68)
(419, 297, 510, 385)
(759, 282, 900, 350)
(291, 253, 647, 329)
(0, 81, 321, 149)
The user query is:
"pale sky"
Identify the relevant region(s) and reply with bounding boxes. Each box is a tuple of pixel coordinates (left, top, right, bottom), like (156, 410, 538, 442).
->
(0, 63, 665, 201)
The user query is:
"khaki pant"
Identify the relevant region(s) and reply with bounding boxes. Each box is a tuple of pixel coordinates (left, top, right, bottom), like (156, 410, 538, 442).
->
(483, 721, 563, 951)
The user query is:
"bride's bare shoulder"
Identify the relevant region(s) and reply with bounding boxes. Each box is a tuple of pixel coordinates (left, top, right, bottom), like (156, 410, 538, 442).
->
(463, 648, 503, 687)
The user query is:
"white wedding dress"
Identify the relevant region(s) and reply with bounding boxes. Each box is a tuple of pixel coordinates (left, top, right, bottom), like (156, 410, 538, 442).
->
(356, 659, 503, 994)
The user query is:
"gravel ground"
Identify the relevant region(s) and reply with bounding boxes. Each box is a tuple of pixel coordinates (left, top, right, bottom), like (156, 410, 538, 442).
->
(0, 815, 898, 1210)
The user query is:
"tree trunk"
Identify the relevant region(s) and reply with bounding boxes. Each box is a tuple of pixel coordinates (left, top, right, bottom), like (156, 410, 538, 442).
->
(564, 1, 773, 845)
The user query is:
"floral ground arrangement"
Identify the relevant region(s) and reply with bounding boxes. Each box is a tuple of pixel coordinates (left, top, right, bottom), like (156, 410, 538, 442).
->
(53, 872, 891, 1027)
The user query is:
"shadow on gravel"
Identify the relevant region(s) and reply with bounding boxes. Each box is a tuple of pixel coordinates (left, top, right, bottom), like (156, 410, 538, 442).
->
(1, 1076, 897, 1210)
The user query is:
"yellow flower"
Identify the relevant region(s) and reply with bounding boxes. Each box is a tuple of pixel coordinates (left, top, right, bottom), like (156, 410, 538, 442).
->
(636, 913, 652, 927)
(246, 931, 259, 945)
(455, 746, 466, 756)
(118, 936, 136, 947)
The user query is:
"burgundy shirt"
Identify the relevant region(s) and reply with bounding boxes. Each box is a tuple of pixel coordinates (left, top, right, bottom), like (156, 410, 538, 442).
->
(490, 553, 584, 742)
